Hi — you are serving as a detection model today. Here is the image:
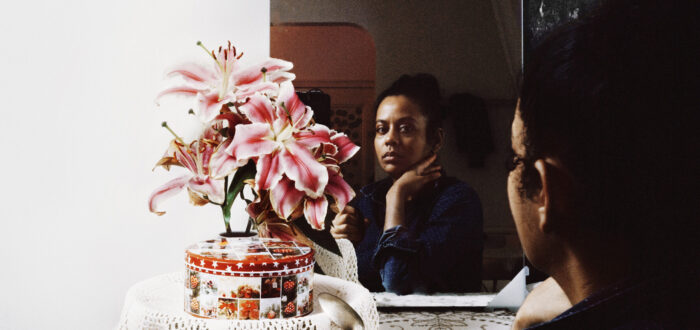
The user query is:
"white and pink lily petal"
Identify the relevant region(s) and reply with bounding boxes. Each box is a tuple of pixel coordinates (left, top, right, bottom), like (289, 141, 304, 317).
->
(276, 81, 313, 129)
(268, 177, 306, 220)
(303, 197, 328, 230)
(324, 170, 355, 213)
(149, 176, 189, 215)
(300, 168, 355, 230)
(155, 61, 234, 123)
(148, 174, 225, 215)
(209, 140, 247, 179)
(330, 130, 360, 164)
(234, 58, 295, 91)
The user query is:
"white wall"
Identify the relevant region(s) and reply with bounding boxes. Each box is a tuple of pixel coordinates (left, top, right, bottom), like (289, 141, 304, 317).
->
(0, 1, 269, 328)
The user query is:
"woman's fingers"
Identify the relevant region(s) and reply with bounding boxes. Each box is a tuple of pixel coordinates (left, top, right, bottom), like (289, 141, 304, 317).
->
(421, 164, 442, 175)
(330, 220, 366, 242)
(415, 153, 438, 173)
(332, 211, 359, 228)
(420, 171, 442, 185)
(332, 221, 362, 233)
(342, 205, 357, 216)
(427, 171, 441, 180)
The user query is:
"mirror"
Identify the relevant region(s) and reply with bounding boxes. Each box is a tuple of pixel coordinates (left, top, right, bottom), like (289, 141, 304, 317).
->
(271, 0, 522, 294)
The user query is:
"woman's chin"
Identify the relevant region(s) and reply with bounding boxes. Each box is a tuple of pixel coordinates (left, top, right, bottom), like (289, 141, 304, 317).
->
(381, 164, 405, 180)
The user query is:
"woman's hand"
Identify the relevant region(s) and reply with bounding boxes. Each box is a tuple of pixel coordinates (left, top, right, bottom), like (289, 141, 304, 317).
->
(330, 205, 370, 244)
(512, 277, 572, 330)
(389, 153, 442, 201)
(384, 154, 442, 230)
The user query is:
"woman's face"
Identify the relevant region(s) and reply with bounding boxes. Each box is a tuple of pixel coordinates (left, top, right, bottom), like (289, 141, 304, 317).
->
(374, 95, 433, 179)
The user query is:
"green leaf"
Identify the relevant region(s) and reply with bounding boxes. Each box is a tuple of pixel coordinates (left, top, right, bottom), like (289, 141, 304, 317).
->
(222, 161, 256, 231)
(293, 209, 341, 256)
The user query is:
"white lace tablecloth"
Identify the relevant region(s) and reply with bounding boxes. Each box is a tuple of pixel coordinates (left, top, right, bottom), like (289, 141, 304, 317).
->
(118, 271, 379, 330)
(118, 239, 512, 330)
(378, 309, 514, 329)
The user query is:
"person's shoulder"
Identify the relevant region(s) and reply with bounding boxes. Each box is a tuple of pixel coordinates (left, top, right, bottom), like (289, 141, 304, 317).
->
(435, 176, 480, 202)
(529, 269, 700, 330)
(427, 176, 482, 223)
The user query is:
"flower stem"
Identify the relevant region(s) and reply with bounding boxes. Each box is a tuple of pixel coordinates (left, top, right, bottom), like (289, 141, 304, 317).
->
(245, 217, 252, 235)
(222, 176, 231, 234)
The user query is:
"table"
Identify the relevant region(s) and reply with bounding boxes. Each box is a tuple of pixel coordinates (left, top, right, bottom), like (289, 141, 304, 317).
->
(118, 272, 514, 329)
(379, 309, 514, 329)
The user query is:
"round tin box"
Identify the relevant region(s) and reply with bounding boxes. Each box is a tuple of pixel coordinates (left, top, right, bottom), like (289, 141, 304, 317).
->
(184, 236, 314, 320)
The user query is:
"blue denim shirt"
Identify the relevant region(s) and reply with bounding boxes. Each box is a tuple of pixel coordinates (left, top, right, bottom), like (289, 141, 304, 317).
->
(350, 176, 483, 294)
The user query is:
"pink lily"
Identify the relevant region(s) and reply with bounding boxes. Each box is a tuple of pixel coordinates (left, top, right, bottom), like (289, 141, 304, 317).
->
(300, 128, 359, 229)
(226, 82, 327, 198)
(251, 132, 358, 229)
(257, 164, 355, 230)
(155, 41, 294, 123)
(149, 139, 225, 215)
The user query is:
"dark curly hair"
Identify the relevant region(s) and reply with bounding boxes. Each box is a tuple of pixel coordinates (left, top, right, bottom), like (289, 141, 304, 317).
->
(374, 73, 443, 146)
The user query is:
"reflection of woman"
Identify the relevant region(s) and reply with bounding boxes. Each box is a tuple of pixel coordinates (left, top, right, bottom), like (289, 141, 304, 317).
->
(331, 74, 483, 294)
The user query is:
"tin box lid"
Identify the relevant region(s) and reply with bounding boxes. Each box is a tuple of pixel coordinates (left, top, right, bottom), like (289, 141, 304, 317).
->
(185, 236, 314, 273)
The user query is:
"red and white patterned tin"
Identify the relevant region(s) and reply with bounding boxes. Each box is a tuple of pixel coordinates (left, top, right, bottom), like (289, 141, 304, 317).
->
(184, 236, 314, 320)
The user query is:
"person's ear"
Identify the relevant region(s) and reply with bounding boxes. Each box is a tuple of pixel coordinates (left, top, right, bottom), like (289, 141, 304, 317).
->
(534, 158, 571, 234)
(533, 159, 552, 233)
(432, 128, 444, 153)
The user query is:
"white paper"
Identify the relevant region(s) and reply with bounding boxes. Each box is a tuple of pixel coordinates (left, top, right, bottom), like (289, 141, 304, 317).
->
(487, 266, 529, 311)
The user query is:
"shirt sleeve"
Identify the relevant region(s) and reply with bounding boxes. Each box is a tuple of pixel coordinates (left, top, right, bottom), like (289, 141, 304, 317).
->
(371, 186, 483, 294)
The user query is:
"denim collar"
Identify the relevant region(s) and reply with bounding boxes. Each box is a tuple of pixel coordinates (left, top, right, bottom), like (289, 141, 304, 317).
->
(359, 177, 393, 206)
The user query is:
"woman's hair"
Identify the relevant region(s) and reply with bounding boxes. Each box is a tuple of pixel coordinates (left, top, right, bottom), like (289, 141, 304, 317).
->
(374, 73, 442, 145)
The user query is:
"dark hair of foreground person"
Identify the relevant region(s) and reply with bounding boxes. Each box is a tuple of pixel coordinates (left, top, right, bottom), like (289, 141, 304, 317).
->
(510, 0, 700, 329)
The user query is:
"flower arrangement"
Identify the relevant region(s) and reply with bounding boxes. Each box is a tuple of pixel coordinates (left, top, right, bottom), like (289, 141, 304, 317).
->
(148, 41, 359, 243)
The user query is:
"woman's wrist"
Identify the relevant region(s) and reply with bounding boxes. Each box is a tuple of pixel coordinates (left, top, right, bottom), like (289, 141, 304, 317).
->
(384, 186, 406, 230)
(387, 183, 407, 203)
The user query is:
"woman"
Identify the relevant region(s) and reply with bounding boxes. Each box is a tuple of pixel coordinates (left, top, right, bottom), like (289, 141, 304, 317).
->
(331, 74, 483, 294)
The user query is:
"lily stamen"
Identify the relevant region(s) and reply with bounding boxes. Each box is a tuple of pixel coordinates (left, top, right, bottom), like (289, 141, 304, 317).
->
(261, 67, 268, 82)
(280, 102, 293, 123)
(161, 121, 185, 144)
(196, 41, 217, 62)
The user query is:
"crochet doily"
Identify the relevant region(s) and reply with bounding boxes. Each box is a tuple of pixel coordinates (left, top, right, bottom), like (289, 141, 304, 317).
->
(312, 238, 360, 284)
(118, 271, 378, 329)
